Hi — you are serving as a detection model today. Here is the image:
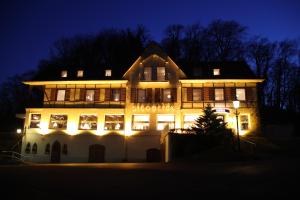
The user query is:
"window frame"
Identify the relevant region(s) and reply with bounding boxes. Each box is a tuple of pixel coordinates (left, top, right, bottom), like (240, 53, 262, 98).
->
(157, 114, 175, 130)
(104, 115, 125, 130)
(236, 88, 246, 101)
(214, 88, 224, 101)
(132, 114, 150, 130)
(240, 114, 250, 131)
(78, 114, 98, 130)
(49, 114, 68, 130)
(56, 89, 66, 101)
(29, 113, 41, 129)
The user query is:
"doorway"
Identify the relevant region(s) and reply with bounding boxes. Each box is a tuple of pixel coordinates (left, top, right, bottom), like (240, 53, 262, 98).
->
(89, 144, 105, 163)
(51, 141, 61, 163)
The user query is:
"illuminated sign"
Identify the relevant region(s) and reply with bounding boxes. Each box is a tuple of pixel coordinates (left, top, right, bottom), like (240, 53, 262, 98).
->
(132, 103, 175, 112)
(213, 108, 230, 114)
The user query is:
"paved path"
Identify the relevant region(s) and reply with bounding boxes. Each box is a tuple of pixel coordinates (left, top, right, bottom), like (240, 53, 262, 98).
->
(1, 157, 299, 199)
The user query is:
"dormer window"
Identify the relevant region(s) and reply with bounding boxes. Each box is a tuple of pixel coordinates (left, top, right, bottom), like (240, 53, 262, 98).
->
(77, 70, 84, 77)
(105, 69, 112, 77)
(157, 67, 166, 81)
(61, 70, 68, 78)
(213, 68, 220, 76)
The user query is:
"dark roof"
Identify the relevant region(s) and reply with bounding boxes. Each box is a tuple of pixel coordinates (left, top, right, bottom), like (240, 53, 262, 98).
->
(181, 61, 257, 79)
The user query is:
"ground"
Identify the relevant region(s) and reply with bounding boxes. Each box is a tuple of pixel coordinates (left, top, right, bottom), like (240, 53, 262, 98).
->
(1, 156, 299, 199)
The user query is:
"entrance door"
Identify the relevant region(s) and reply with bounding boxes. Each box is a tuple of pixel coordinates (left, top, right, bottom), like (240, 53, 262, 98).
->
(89, 144, 105, 163)
(51, 141, 61, 163)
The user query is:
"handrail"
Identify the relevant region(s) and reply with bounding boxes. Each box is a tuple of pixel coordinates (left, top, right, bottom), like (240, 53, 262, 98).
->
(1, 150, 32, 162)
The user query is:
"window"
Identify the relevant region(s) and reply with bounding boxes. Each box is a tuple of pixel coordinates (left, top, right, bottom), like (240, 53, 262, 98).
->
(183, 115, 198, 129)
(45, 143, 50, 154)
(77, 70, 84, 77)
(86, 90, 95, 101)
(104, 115, 124, 130)
(163, 89, 172, 102)
(157, 67, 165, 81)
(193, 88, 202, 101)
(157, 115, 175, 130)
(29, 114, 41, 128)
(112, 89, 120, 101)
(105, 69, 112, 77)
(25, 143, 31, 154)
(62, 144, 68, 155)
(214, 88, 224, 101)
(137, 89, 146, 103)
(61, 70, 68, 77)
(144, 67, 152, 81)
(49, 115, 68, 129)
(236, 88, 246, 101)
(57, 90, 66, 101)
(132, 115, 150, 130)
(79, 115, 97, 130)
(213, 68, 220, 75)
(32, 143, 37, 154)
(240, 115, 249, 130)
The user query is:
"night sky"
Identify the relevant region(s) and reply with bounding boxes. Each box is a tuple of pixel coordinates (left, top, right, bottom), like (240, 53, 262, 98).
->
(1, 0, 299, 82)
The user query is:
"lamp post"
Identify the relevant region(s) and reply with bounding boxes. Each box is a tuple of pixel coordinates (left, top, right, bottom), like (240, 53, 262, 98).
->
(233, 100, 241, 152)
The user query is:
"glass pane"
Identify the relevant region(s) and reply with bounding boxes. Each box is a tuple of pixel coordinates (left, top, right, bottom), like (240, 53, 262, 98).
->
(86, 90, 95, 101)
(104, 115, 124, 130)
(132, 115, 149, 130)
(30, 114, 41, 128)
(57, 90, 66, 101)
(112, 89, 120, 101)
(144, 67, 152, 81)
(79, 115, 97, 130)
(236, 88, 246, 101)
(193, 88, 202, 101)
(157, 67, 165, 81)
(138, 89, 146, 103)
(215, 89, 224, 101)
(163, 89, 171, 102)
(49, 115, 68, 129)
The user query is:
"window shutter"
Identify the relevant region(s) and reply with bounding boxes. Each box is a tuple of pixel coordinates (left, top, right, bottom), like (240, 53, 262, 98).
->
(120, 88, 126, 101)
(171, 88, 177, 102)
(209, 88, 215, 101)
(146, 88, 152, 103)
(231, 88, 236, 100)
(155, 88, 161, 102)
(246, 87, 256, 101)
(65, 89, 70, 101)
(131, 88, 137, 103)
(94, 89, 100, 101)
(203, 88, 210, 101)
(225, 87, 235, 101)
(50, 89, 57, 101)
(152, 67, 157, 80)
(187, 88, 193, 101)
(79, 89, 86, 101)
(105, 88, 111, 101)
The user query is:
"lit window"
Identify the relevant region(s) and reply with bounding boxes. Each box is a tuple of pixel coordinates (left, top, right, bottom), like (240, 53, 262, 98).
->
(193, 88, 202, 101)
(112, 89, 120, 101)
(77, 70, 84, 77)
(132, 115, 150, 130)
(105, 69, 112, 77)
(104, 115, 124, 130)
(57, 90, 66, 101)
(240, 115, 249, 130)
(137, 89, 146, 103)
(86, 90, 95, 101)
(183, 115, 199, 129)
(144, 67, 152, 81)
(61, 70, 68, 77)
(163, 89, 172, 102)
(49, 115, 68, 129)
(157, 67, 165, 81)
(213, 68, 220, 75)
(214, 88, 224, 101)
(157, 115, 175, 130)
(79, 115, 97, 130)
(29, 114, 41, 128)
(236, 88, 246, 101)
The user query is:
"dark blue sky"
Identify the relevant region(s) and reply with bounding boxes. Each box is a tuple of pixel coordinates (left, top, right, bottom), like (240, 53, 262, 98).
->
(1, 0, 299, 82)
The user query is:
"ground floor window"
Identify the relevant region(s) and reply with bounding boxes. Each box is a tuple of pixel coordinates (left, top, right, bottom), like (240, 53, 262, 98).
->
(32, 143, 37, 154)
(157, 115, 175, 130)
(104, 115, 124, 130)
(240, 114, 250, 130)
(79, 115, 97, 130)
(183, 115, 199, 129)
(49, 114, 68, 129)
(132, 115, 150, 130)
(29, 114, 41, 128)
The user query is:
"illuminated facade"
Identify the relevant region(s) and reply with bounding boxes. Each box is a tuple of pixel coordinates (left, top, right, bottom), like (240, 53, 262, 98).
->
(21, 44, 263, 163)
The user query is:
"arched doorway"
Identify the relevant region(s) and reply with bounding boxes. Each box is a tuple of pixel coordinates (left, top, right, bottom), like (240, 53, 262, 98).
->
(51, 141, 61, 163)
(89, 144, 105, 163)
(146, 148, 161, 162)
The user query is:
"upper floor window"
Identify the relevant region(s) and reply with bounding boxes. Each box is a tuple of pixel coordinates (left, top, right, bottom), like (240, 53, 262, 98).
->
(29, 114, 41, 128)
(214, 88, 224, 101)
(49, 114, 68, 129)
(79, 114, 97, 130)
(132, 115, 150, 130)
(213, 68, 220, 76)
(105, 69, 112, 77)
(137, 89, 146, 103)
(86, 90, 95, 101)
(77, 70, 84, 77)
(112, 89, 120, 101)
(236, 88, 246, 101)
(104, 115, 124, 130)
(144, 67, 152, 81)
(162, 89, 172, 102)
(57, 90, 66, 101)
(61, 70, 68, 78)
(193, 88, 202, 101)
(157, 114, 175, 130)
(157, 67, 165, 81)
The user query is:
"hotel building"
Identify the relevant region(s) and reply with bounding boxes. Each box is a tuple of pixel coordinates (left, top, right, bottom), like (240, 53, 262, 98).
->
(21, 44, 263, 163)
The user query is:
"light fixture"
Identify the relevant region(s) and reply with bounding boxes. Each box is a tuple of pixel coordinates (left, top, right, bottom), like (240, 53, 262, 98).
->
(233, 100, 240, 109)
(233, 100, 240, 152)
(16, 129, 22, 134)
